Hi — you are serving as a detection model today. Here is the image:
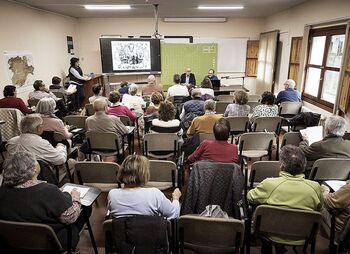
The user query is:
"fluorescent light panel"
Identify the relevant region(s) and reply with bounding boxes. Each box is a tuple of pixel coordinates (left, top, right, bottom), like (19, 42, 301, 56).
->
(198, 6, 244, 10)
(163, 17, 227, 23)
(85, 5, 131, 10)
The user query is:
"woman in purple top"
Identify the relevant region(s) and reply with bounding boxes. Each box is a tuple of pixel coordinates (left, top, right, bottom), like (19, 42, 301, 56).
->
(108, 91, 137, 122)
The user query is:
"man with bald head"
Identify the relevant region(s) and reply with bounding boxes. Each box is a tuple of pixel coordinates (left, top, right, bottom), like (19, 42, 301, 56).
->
(181, 67, 196, 86)
(142, 74, 164, 97)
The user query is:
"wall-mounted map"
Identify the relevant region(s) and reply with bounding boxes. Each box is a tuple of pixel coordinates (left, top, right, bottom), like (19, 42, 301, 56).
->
(4, 51, 35, 92)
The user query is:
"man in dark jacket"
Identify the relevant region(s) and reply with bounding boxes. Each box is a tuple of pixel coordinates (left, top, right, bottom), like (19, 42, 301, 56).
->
(180, 67, 196, 86)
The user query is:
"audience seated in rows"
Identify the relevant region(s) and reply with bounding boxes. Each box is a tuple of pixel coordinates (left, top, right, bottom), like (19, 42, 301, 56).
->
(151, 101, 183, 137)
(122, 83, 146, 115)
(36, 98, 72, 140)
(179, 88, 204, 121)
(142, 75, 163, 97)
(0, 85, 32, 114)
(250, 91, 279, 123)
(108, 154, 181, 219)
(145, 92, 163, 116)
(187, 99, 222, 137)
(49, 76, 76, 100)
(88, 84, 109, 106)
(108, 91, 137, 122)
(0, 152, 87, 251)
(6, 114, 67, 166)
(29, 80, 58, 100)
(275, 79, 301, 104)
(199, 77, 215, 98)
(79, 99, 128, 160)
(224, 90, 250, 117)
(166, 74, 189, 98)
(188, 118, 238, 163)
(299, 115, 350, 170)
(248, 145, 323, 252)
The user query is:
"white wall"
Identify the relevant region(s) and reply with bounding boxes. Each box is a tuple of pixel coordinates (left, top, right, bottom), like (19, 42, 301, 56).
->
(0, 1, 79, 100)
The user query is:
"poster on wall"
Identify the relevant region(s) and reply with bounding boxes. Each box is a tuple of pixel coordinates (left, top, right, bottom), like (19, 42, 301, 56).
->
(3, 51, 35, 93)
(111, 40, 151, 71)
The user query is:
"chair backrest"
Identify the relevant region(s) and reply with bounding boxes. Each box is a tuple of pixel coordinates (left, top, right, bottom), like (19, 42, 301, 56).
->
(248, 94, 261, 102)
(281, 132, 302, 147)
(149, 160, 176, 183)
(309, 158, 350, 181)
(63, 115, 87, 129)
(75, 161, 119, 186)
(279, 102, 303, 116)
(52, 91, 65, 99)
(249, 161, 281, 188)
(225, 116, 249, 134)
(199, 133, 216, 143)
(143, 133, 178, 159)
(27, 98, 39, 107)
(86, 131, 120, 152)
(247, 101, 261, 113)
(239, 132, 275, 151)
(85, 103, 95, 116)
(0, 219, 63, 252)
(168, 96, 186, 105)
(179, 215, 244, 253)
(117, 115, 131, 126)
(0, 108, 23, 141)
(217, 95, 234, 102)
(253, 205, 321, 243)
(253, 116, 282, 134)
(215, 102, 230, 114)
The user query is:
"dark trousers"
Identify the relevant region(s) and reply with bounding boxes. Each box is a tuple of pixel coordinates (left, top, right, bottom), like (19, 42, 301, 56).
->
(75, 84, 85, 109)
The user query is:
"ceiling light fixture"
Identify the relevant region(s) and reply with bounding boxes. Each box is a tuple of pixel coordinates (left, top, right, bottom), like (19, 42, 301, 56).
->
(163, 17, 227, 23)
(84, 5, 131, 10)
(197, 6, 244, 10)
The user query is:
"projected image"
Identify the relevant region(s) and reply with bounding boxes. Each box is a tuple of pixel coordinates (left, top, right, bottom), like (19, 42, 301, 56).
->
(111, 41, 151, 71)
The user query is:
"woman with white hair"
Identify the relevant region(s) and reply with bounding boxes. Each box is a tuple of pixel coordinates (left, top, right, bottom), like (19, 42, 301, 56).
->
(36, 97, 72, 139)
(299, 115, 350, 169)
(0, 152, 85, 251)
(121, 83, 146, 114)
(275, 79, 301, 104)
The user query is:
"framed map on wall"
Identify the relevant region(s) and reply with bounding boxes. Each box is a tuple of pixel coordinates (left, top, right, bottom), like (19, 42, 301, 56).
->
(3, 51, 35, 93)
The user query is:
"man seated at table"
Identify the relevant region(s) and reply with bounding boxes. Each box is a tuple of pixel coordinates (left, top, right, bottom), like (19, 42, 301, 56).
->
(166, 74, 189, 98)
(79, 99, 129, 161)
(275, 79, 301, 104)
(180, 67, 196, 86)
(206, 69, 219, 81)
(188, 118, 238, 163)
(0, 152, 87, 252)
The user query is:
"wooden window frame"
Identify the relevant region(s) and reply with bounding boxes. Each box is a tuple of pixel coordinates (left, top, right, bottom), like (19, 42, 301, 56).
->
(302, 25, 346, 112)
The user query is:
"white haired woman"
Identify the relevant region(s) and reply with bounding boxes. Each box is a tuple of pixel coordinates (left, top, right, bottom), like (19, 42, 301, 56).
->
(0, 152, 87, 251)
(121, 83, 146, 115)
(36, 97, 72, 140)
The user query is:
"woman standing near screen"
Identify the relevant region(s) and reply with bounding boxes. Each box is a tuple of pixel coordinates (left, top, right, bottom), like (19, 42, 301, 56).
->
(68, 57, 91, 110)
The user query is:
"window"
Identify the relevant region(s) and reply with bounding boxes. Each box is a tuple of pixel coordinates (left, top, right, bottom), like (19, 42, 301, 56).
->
(303, 25, 346, 111)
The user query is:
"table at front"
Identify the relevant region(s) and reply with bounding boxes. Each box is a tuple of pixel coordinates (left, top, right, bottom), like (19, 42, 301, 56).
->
(214, 85, 250, 96)
(62, 183, 101, 254)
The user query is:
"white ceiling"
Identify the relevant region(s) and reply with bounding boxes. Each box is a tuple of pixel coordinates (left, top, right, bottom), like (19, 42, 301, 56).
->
(13, 0, 309, 18)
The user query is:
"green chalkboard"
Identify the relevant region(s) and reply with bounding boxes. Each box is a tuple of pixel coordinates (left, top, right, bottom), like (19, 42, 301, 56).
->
(160, 43, 217, 90)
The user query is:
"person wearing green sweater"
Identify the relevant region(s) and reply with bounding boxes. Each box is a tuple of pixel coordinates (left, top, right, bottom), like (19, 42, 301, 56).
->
(247, 145, 323, 253)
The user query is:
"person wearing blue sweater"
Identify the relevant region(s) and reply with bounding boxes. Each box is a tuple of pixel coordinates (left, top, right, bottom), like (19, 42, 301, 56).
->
(275, 79, 301, 104)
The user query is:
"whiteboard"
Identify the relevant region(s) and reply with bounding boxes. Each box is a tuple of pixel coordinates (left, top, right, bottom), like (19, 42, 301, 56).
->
(193, 37, 248, 73)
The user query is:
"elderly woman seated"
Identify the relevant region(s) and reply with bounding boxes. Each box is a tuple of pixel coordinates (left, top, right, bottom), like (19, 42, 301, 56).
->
(188, 118, 238, 163)
(248, 145, 322, 253)
(224, 90, 250, 117)
(0, 152, 87, 251)
(6, 114, 67, 166)
(36, 97, 73, 140)
(250, 91, 278, 123)
(108, 155, 181, 219)
(145, 92, 163, 117)
(299, 115, 350, 170)
(122, 83, 146, 115)
(151, 101, 182, 136)
(107, 91, 137, 122)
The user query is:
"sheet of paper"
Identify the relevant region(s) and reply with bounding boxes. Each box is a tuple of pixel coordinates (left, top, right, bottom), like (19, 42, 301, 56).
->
(63, 185, 89, 198)
(325, 180, 347, 192)
(299, 126, 323, 145)
(67, 84, 77, 94)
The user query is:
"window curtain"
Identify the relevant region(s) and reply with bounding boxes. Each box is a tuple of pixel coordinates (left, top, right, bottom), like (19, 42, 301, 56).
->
(256, 30, 279, 94)
(297, 26, 310, 91)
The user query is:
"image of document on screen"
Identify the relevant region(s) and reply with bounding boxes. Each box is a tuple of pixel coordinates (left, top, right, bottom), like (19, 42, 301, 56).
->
(111, 41, 151, 71)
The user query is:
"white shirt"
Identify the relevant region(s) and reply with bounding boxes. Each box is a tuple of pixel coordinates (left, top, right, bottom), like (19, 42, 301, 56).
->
(122, 94, 146, 114)
(28, 91, 57, 100)
(199, 88, 214, 97)
(108, 187, 180, 220)
(167, 84, 189, 98)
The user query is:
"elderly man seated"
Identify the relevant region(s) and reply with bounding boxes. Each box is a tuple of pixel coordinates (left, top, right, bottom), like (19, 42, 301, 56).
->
(275, 79, 301, 104)
(6, 114, 67, 166)
(299, 115, 350, 171)
(248, 145, 323, 253)
(79, 98, 129, 161)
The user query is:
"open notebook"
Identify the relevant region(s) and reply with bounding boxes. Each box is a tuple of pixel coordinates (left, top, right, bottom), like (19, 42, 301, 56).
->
(62, 185, 89, 198)
(299, 126, 323, 145)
